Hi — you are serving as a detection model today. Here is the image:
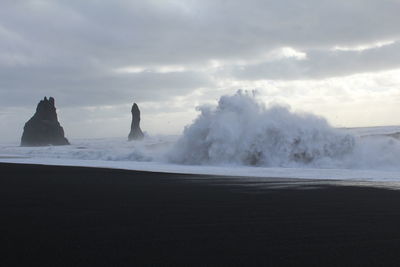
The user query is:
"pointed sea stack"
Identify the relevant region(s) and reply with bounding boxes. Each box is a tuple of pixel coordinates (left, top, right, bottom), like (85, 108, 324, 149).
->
(21, 97, 70, 146)
(128, 103, 144, 141)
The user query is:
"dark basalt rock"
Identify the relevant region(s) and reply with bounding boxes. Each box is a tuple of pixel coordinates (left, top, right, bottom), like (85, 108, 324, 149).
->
(21, 97, 70, 146)
(128, 103, 144, 141)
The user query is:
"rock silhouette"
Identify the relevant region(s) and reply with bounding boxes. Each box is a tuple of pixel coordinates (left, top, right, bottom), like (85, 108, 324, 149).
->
(128, 103, 144, 141)
(21, 97, 70, 146)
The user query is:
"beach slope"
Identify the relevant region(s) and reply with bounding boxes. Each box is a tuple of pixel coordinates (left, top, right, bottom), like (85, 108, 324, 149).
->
(2, 163, 400, 266)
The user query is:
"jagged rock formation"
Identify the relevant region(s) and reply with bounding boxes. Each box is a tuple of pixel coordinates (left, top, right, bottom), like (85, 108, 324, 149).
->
(21, 97, 70, 146)
(128, 103, 144, 141)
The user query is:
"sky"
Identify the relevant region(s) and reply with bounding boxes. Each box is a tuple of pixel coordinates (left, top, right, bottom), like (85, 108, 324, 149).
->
(1, 0, 400, 142)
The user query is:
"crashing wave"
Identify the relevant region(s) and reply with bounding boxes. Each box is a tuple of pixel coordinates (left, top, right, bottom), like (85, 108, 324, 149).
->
(168, 90, 355, 167)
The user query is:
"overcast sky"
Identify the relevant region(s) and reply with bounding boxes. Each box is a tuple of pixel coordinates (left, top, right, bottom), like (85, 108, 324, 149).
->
(1, 0, 400, 141)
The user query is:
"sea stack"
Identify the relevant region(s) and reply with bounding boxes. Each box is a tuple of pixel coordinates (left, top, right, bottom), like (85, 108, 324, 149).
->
(128, 103, 144, 141)
(21, 97, 70, 146)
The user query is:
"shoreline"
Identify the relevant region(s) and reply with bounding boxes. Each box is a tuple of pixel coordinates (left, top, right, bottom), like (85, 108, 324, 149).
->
(2, 157, 400, 183)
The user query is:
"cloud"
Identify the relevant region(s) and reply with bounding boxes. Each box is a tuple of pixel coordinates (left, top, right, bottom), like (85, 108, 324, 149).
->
(229, 41, 400, 80)
(1, 0, 400, 140)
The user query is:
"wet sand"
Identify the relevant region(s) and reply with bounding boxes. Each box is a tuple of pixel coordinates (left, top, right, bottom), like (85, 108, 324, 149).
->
(2, 162, 400, 266)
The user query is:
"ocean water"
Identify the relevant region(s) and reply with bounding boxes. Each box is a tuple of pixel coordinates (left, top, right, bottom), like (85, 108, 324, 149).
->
(2, 91, 400, 181)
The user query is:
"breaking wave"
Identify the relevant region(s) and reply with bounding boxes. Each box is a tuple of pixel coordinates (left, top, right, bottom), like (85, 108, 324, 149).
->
(168, 90, 400, 170)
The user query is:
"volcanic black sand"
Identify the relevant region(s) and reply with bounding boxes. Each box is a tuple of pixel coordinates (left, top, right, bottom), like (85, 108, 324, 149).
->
(2, 163, 400, 266)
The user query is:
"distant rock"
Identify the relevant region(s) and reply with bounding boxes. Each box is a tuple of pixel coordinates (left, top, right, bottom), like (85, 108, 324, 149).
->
(128, 103, 144, 141)
(21, 97, 70, 146)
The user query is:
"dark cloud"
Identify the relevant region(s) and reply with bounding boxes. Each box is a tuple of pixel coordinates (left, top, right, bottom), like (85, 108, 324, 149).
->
(1, 0, 400, 69)
(0, 63, 212, 107)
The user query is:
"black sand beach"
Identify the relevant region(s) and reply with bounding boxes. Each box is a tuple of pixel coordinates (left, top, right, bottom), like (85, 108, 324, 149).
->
(2, 163, 400, 266)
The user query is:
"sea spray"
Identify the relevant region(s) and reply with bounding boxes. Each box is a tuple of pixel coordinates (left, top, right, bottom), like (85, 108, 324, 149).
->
(168, 90, 356, 167)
